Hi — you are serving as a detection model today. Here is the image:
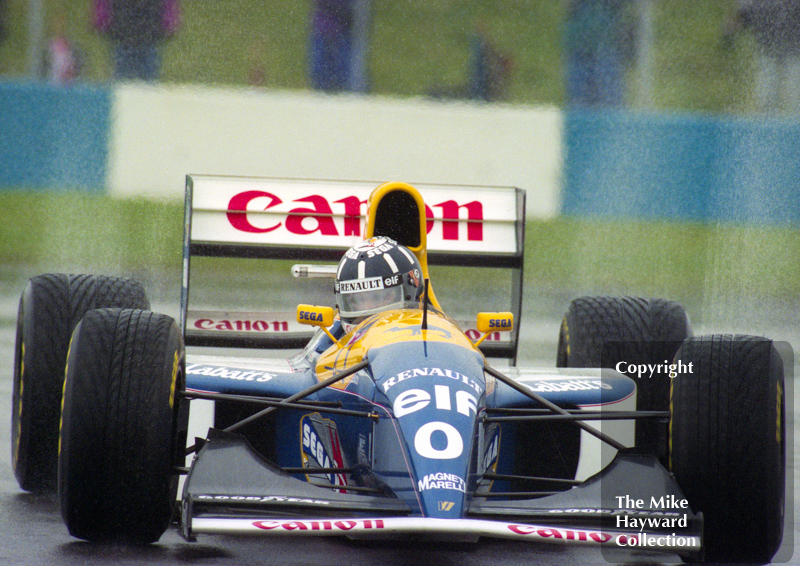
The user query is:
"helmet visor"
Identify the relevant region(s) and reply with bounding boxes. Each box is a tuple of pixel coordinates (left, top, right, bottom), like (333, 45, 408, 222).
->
(338, 284, 404, 320)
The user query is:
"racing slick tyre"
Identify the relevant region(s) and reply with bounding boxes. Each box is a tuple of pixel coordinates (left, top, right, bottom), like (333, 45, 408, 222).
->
(12, 274, 150, 493)
(556, 296, 691, 455)
(670, 335, 785, 564)
(59, 308, 187, 544)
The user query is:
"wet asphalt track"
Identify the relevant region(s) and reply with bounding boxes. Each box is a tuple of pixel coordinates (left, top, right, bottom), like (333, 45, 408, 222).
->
(0, 287, 797, 566)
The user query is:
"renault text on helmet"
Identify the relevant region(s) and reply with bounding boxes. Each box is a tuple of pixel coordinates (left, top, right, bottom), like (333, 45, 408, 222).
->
(334, 237, 424, 329)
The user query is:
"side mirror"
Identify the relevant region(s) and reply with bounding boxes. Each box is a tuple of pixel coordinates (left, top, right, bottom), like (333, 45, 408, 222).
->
(297, 304, 334, 327)
(297, 305, 336, 342)
(474, 312, 514, 347)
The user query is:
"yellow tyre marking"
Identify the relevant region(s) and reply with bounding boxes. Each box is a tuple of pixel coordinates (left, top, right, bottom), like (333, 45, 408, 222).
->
(12, 342, 25, 467)
(58, 335, 74, 458)
(169, 350, 179, 409)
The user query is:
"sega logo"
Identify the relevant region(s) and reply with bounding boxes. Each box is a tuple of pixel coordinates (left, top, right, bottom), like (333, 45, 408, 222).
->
(299, 311, 324, 322)
(303, 425, 334, 470)
(488, 318, 512, 329)
(226, 191, 484, 241)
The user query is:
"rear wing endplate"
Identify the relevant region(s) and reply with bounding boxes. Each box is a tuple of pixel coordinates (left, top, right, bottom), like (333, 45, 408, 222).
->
(181, 176, 525, 361)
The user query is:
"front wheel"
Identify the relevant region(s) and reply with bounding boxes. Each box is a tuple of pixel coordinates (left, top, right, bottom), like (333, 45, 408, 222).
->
(670, 335, 785, 564)
(12, 274, 149, 493)
(58, 308, 187, 544)
(557, 296, 691, 454)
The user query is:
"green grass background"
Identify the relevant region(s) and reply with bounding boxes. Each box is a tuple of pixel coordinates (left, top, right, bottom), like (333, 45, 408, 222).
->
(2, 191, 798, 323)
(0, 1, 793, 331)
(1, 0, 757, 112)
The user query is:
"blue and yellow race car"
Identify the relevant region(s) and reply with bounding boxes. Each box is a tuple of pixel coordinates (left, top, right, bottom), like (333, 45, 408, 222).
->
(12, 178, 786, 563)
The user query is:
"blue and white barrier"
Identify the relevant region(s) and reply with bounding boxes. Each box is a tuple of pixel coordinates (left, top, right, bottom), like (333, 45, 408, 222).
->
(0, 81, 109, 191)
(3, 80, 800, 224)
(562, 108, 800, 224)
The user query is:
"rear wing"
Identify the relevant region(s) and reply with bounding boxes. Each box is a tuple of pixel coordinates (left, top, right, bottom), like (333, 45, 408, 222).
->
(181, 176, 526, 360)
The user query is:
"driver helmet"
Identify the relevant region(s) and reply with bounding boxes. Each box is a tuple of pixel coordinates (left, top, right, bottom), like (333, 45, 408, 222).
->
(335, 237, 424, 331)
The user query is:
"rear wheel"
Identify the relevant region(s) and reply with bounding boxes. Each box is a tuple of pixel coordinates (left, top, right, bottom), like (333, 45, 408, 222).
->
(556, 296, 691, 454)
(58, 308, 187, 544)
(670, 335, 784, 564)
(12, 274, 149, 493)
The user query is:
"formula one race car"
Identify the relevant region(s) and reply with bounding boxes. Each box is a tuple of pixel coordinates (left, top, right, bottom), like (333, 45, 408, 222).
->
(12, 178, 786, 564)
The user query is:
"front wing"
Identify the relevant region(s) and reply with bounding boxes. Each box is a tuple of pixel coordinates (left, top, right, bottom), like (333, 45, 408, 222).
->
(181, 431, 702, 557)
